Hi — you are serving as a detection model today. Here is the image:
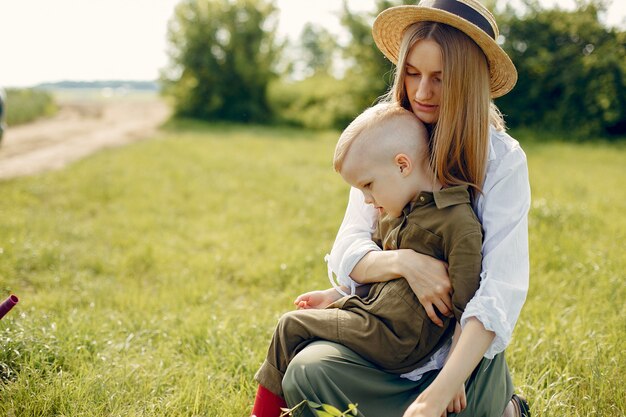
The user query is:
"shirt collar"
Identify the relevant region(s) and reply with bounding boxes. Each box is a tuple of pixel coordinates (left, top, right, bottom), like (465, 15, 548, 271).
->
(433, 185, 471, 208)
(402, 185, 471, 216)
(405, 185, 471, 213)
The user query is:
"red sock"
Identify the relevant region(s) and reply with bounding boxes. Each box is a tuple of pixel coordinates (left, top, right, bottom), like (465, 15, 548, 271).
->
(251, 385, 287, 417)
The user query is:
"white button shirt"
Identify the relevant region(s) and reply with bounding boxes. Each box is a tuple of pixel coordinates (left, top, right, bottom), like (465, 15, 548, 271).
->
(326, 127, 530, 375)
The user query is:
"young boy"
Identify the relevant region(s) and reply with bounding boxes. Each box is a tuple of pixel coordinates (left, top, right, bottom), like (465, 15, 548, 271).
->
(251, 103, 483, 417)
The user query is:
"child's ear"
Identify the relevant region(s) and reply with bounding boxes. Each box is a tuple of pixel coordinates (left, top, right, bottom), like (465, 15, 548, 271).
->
(395, 154, 413, 176)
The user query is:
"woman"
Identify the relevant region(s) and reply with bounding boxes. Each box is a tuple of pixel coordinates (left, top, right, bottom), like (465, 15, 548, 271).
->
(282, 1, 531, 417)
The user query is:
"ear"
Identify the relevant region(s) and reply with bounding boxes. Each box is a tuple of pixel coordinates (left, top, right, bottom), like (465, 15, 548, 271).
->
(395, 153, 413, 176)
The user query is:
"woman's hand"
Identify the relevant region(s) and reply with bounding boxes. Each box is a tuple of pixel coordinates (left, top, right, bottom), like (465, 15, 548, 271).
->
(294, 288, 341, 310)
(446, 383, 466, 415)
(350, 249, 453, 326)
(404, 319, 496, 417)
(402, 382, 465, 417)
(397, 249, 453, 327)
(402, 387, 448, 417)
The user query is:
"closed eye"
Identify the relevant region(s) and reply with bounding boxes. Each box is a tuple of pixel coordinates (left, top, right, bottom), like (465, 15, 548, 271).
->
(405, 65, 419, 76)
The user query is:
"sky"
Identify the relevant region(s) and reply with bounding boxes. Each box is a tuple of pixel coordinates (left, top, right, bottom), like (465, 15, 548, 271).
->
(1, 0, 625, 88)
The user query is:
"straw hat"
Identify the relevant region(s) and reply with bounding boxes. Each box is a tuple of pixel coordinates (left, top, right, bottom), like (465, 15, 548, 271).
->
(372, 0, 517, 98)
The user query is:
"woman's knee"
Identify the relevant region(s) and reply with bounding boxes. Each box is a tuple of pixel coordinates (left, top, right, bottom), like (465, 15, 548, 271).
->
(282, 341, 347, 398)
(283, 343, 325, 392)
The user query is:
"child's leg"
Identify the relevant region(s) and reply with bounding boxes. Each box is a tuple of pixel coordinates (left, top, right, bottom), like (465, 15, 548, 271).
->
(254, 308, 340, 396)
(253, 280, 438, 413)
(251, 384, 287, 417)
(334, 279, 437, 372)
(252, 309, 339, 417)
(255, 280, 433, 398)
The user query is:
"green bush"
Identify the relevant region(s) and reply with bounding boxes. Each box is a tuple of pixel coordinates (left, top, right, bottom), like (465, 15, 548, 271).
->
(268, 74, 363, 130)
(5, 88, 57, 126)
(161, 0, 279, 123)
(496, 4, 626, 138)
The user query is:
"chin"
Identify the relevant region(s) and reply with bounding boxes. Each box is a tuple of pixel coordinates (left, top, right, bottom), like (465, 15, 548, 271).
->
(415, 113, 438, 125)
(412, 108, 440, 125)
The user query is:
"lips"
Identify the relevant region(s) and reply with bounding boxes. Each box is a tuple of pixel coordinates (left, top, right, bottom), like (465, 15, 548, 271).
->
(414, 101, 438, 113)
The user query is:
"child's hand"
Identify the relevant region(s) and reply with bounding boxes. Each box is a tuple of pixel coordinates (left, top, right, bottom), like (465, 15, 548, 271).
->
(294, 289, 341, 310)
(445, 383, 466, 415)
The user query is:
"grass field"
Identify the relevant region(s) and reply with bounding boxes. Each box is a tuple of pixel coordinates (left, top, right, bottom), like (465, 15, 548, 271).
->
(0, 122, 624, 416)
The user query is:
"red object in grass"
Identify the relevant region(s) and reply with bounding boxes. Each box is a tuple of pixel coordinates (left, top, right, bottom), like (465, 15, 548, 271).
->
(0, 295, 19, 320)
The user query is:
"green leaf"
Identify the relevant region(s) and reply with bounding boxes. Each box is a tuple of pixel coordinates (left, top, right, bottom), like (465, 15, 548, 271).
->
(314, 412, 336, 417)
(307, 401, 322, 409)
(320, 404, 343, 416)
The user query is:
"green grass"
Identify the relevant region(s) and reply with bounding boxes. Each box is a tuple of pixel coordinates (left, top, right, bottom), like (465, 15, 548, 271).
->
(0, 123, 624, 416)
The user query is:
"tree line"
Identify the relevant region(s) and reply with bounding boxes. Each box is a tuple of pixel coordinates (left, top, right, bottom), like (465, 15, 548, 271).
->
(161, 0, 626, 139)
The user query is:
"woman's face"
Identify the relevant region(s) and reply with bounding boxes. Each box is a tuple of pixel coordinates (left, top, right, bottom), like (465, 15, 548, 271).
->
(404, 39, 443, 125)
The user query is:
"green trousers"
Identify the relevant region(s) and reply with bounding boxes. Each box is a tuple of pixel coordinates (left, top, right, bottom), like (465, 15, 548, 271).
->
(282, 341, 513, 417)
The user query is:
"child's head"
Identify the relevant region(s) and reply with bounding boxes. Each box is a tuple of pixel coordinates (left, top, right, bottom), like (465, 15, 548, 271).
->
(334, 102, 431, 218)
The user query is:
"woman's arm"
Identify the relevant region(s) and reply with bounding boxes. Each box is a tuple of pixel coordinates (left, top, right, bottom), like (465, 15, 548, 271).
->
(352, 249, 453, 327)
(403, 318, 495, 417)
(403, 135, 531, 416)
(325, 187, 380, 293)
(327, 187, 453, 326)
(461, 136, 531, 357)
(443, 324, 466, 414)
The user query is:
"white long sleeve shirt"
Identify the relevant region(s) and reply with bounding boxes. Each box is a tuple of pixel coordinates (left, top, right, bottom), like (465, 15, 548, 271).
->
(326, 127, 530, 374)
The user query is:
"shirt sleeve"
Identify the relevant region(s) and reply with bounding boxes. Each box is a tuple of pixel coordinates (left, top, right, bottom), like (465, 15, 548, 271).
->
(326, 187, 380, 294)
(447, 228, 483, 323)
(460, 145, 531, 358)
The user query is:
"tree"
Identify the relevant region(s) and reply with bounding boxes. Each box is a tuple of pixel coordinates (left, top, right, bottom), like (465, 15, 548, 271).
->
(496, 2, 626, 137)
(161, 0, 280, 122)
(298, 23, 338, 77)
(268, 0, 416, 130)
(340, 0, 415, 112)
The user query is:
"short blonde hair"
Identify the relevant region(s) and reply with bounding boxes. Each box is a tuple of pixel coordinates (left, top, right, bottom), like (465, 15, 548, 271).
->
(333, 102, 427, 172)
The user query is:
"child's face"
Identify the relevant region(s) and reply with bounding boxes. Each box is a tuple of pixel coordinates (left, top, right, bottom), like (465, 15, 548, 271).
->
(340, 152, 416, 218)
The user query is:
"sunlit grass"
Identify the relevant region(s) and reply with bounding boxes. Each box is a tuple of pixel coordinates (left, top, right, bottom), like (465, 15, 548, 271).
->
(0, 124, 624, 416)
(510, 139, 626, 417)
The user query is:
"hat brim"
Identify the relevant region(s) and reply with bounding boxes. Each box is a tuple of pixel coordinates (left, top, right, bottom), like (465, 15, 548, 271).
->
(373, 5, 517, 98)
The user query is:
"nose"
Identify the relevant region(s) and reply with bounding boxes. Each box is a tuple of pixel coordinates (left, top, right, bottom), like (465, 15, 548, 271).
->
(414, 77, 432, 101)
(363, 192, 374, 205)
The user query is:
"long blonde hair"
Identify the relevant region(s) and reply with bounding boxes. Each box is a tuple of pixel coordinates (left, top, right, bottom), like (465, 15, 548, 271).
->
(384, 22, 505, 198)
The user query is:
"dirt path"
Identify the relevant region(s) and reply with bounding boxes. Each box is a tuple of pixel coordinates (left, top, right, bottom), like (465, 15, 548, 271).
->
(0, 96, 171, 180)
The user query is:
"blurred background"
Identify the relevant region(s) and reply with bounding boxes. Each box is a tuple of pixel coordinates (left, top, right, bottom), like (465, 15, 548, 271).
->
(1, 0, 625, 139)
